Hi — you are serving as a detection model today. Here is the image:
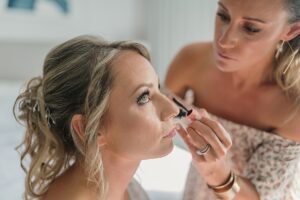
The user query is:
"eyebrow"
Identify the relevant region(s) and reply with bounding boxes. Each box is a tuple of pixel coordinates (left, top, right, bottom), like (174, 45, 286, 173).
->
(130, 75, 160, 97)
(130, 83, 154, 97)
(218, 2, 267, 24)
(218, 2, 228, 12)
(243, 17, 267, 24)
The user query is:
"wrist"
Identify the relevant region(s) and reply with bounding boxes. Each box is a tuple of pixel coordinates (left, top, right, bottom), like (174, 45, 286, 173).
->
(208, 171, 241, 200)
(200, 162, 231, 186)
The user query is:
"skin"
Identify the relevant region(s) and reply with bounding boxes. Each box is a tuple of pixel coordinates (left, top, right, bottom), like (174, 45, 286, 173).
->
(43, 51, 179, 200)
(165, 0, 300, 199)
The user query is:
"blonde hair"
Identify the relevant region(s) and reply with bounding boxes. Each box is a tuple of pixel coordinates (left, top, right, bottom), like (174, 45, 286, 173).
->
(274, 0, 300, 107)
(13, 35, 150, 200)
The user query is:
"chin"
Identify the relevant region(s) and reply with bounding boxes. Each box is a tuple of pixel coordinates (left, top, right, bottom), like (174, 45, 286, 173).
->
(158, 142, 174, 158)
(216, 64, 235, 72)
(215, 58, 239, 72)
(213, 48, 238, 72)
(145, 143, 174, 160)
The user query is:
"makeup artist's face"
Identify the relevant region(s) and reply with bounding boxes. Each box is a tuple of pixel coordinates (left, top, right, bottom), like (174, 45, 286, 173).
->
(101, 51, 179, 160)
(213, 0, 290, 72)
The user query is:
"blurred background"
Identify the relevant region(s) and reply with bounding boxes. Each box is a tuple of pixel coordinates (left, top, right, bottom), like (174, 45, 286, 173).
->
(0, 0, 217, 199)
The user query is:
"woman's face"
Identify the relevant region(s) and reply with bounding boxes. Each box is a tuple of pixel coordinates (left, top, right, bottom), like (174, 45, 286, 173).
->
(213, 0, 290, 72)
(101, 51, 179, 161)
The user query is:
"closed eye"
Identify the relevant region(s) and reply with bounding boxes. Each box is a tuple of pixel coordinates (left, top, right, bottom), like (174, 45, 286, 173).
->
(244, 25, 261, 34)
(217, 12, 230, 23)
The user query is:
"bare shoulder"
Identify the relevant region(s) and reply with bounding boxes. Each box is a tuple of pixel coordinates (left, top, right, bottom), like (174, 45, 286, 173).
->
(167, 41, 212, 73)
(165, 42, 213, 97)
(42, 171, 83, 200)
(276, 108, 300, 142)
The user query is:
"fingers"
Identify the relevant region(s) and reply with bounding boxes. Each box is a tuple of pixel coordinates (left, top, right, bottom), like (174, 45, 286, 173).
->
(187, 127, 216, 162)
(177, 126, 206, 162)
(187, 108, 208, 121)
(186, 127, 207, 148)
(200, 117, 232, 149)
(177, 115, 232, 163)
(189, 120, 229, 159)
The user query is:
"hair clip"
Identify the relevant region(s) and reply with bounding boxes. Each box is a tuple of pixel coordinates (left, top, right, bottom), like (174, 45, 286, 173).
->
(32, 101, 39, 113)
(45, 107, 56, 127)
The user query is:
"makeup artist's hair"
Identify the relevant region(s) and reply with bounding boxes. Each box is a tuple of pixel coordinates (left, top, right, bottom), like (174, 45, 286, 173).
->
(13, 35, 150, 200)
(274, 0, 300, 106)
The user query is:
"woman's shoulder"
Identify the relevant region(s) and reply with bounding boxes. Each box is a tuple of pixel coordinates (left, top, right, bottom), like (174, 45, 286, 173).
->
(275, 108, 300, 142)
(42, 167, 89, 200)
(165, 41, 213, 96)
(260, 86, 300, 142)
(174, 41, 213, 65)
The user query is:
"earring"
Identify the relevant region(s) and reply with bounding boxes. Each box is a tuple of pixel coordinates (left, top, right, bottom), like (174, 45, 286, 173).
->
(275, 40, 285, 60)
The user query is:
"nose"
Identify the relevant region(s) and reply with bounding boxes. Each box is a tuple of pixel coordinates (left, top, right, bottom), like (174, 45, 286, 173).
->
(159, 95, 180, 121)
(218, 24, 238, 49)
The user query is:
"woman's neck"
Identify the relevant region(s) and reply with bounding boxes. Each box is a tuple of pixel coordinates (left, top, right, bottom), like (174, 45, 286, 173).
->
(226, 57, 275, 92)
(71, 151, 140, 200)
(103, 150, 140, 200)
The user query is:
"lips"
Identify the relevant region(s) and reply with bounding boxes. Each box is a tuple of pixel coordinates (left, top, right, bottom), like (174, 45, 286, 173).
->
(163, 128, 177, 138)
(216, 48, 236, 61)
(217, 51, 235, 60)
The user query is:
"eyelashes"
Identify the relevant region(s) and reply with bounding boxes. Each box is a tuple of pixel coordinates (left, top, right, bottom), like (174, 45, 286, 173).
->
(217, 12, 230, 23)
(136, 89, 194, 118)
(217, 11, 261, 34)
(244, 25, 261, 33)
(137, 90, 150, 105)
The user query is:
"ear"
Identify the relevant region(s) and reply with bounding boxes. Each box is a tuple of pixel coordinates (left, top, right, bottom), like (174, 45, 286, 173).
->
(283, 21, 300, 41)
(97, 133, 107, 147)
(71, 114, 85, 142)
(97, 121, 109, 147)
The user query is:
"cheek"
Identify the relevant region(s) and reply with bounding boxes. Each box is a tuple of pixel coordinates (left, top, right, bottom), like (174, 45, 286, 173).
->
(105, 108, 163, 154)
(214, 19, 222, 41)
(239, 26, 281, 56)
(123, 111, 161, 138)
(241, 39, 275, 60)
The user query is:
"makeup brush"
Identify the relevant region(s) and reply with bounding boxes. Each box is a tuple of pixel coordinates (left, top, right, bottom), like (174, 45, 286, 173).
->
(172, 97, 193, 118)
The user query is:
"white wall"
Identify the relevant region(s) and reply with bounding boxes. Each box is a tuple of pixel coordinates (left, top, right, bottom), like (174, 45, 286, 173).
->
(0, 0, 146, 81)
(0, 0, 218, 81)
(145, 0, 218, 81)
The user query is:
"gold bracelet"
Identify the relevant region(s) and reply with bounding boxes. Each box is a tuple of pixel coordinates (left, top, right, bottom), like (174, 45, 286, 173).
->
(208, 171, 241, 200)
(208, 171, 234, 192)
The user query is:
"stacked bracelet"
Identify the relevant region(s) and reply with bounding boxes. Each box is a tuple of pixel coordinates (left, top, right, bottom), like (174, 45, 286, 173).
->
(208, 171, 241, 200)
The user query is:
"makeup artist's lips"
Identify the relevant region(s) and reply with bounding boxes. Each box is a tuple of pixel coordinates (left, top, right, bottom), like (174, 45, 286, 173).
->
(217, 50, 236, 61)
(163, 128, 177, 139)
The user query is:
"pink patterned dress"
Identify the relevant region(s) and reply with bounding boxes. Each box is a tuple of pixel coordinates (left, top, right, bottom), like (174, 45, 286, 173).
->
(183, 113, 300, 200)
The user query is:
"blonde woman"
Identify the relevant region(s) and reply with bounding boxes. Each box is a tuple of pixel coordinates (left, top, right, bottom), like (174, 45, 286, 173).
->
(14, 35, 179, 200)
(166, 0, 300, 199)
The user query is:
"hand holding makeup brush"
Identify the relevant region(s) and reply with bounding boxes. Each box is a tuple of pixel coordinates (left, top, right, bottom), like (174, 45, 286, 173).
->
(177, 108, 233, 187)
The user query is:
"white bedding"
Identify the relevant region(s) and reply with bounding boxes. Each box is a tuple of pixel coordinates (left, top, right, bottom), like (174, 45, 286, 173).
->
(0, 81, 191, 200)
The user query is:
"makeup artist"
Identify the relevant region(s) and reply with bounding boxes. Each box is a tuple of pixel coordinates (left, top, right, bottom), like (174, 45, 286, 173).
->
(165, 0, 300, 199)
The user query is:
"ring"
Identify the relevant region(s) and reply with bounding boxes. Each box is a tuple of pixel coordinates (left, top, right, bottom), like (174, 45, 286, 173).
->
(196, 144, 211, 156)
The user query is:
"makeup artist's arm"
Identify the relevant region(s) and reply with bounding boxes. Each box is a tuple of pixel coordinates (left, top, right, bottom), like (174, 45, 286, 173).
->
(190, 156, 260, 200)
(178, 117, 260, 200)
(165, 44, 201, 99)
(166, 45, 260, 200)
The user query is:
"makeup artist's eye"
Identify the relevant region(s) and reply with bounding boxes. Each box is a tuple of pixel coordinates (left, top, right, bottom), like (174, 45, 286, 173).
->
(137, 90, 150, 105)
(217, 12, 230, 23)
(244, 24, 261, 34)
